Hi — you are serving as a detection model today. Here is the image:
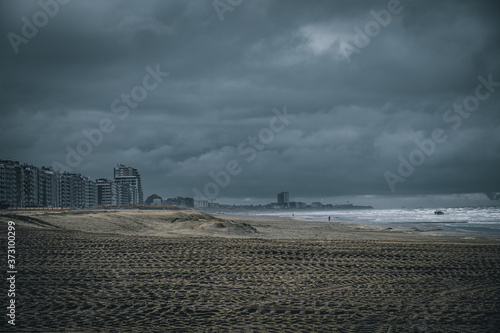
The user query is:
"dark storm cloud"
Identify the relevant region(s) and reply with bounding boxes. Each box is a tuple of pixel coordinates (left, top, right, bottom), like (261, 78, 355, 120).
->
(1, 0, 499, 203)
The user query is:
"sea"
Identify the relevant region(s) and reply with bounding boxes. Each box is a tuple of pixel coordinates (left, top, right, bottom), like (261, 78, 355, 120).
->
(244, 206, 500, 239)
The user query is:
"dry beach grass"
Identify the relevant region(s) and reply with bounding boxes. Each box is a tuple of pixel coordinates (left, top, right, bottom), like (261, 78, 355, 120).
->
(1, 209, 499, 332)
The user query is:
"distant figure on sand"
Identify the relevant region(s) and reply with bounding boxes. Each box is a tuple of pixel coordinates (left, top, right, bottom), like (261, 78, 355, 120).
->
(328, 216, 331, 221)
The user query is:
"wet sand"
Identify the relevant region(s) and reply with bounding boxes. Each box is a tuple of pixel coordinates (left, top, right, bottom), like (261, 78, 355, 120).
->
(1, 210, 499, 332)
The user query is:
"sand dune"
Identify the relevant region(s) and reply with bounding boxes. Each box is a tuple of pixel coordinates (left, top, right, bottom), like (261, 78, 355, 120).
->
(1, 209, 257, 237)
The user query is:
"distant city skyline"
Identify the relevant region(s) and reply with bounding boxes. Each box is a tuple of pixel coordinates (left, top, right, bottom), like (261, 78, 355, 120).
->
(0, 159, 144, 208)
(1, 157, 499, 209)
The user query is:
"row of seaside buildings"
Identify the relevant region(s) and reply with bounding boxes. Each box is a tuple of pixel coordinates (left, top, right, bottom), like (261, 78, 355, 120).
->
(0, 160, 143, 208)
(274, 191, 330, 208)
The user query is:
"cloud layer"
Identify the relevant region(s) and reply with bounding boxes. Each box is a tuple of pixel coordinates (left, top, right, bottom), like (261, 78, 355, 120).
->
(1, 0, 499, 205)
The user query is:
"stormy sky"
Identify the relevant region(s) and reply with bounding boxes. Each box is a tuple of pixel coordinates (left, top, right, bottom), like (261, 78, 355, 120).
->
(1, 0, 499, 207)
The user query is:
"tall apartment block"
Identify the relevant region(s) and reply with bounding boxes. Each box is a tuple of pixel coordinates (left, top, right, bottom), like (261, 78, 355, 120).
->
(113, 164, 143, 205)
(39, 167, 60, 207)
(59, 173, 97, 208)
(0, 160, 21, 207)
(83, 176, 98, 208)
(277, 191, 289, 207)
(0, 160, 41, 208)
(96, 178, 116, 206)
(20, 164, 39, 207)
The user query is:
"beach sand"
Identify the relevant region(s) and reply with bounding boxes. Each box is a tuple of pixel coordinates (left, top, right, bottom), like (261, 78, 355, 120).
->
(1, 210, 499, 332)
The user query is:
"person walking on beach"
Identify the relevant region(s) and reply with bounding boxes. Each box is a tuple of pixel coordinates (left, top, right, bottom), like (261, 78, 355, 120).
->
(328, 216, 331, 221)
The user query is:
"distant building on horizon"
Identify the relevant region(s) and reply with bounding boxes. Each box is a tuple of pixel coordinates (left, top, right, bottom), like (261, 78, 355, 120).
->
(277, 191, 289, 207)
(164, 196, 194, 208)
(194, 200, 209, 208)
(289, 201, 307, 208)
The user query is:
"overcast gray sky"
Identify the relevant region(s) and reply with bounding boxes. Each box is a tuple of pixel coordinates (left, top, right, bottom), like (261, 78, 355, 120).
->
(1, 0, 499, 207)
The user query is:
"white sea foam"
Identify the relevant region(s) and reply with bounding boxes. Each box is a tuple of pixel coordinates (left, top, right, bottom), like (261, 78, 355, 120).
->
(252, 206, 500, 237)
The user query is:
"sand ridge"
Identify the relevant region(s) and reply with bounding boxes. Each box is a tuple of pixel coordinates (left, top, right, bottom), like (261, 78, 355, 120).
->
(0, 209, 258, 238)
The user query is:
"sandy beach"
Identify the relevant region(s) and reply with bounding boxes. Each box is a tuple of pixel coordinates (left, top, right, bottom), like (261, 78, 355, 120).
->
(1, 209, 499, 332)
